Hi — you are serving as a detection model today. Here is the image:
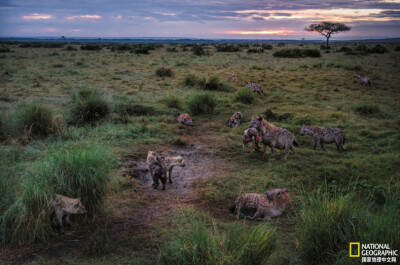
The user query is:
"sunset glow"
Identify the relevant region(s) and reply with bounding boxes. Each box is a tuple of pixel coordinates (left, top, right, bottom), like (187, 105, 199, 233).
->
(226, 29, 294, 35)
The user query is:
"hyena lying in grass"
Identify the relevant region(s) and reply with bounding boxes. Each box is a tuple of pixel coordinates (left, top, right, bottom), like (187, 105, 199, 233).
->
(246, 82, 263, 96)
(228, 112, 243, 128)
(354, 74, 371, 86)
(250, 116, 298, 159)
(51, 194, 87, 234)
(147, 151, 167, 190)
(163, 155, 185, 183)
(300, 125, 346, 151)
(230, 188, 291, 221)
(177, 113, 193, 126)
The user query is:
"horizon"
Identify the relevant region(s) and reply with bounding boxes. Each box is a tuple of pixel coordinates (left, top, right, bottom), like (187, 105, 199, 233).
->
(1, 1, 400, 40)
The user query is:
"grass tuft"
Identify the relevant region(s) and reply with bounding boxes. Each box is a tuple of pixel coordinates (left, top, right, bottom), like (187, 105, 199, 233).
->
(234, 88, 255, 104)
(187, 93, 217, 115)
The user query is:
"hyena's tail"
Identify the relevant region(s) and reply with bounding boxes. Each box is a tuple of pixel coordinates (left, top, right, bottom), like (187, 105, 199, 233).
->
(229, 204, 236, 214)
(293, 139, 299, 147)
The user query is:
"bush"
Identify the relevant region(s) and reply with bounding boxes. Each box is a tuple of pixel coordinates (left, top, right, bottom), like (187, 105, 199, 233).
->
(352, 102, 381, 117)
(234, 88, 255, 104)
(166, 47, 178, 52)
(187, 93, 217, 115)
(192, 45, 205, 56)
(202, 76, 234, 92)
(216, 44, 241, 52)
(13, 102, 54, 138)
(262, 44, 273, 50)
(68, 88, 110, 125)
(184, 74, 200, 87)
(338, 46, 352, 53)
(273, 48, 321, 58)
(297, 193, 363, 264)
(395, 45, 400, 51)
(368, 44, 388, 54)
(162, 95, 183, 109)
(160, 214, 276, 265)
(19, 42, 64, 48)
(80, 44, 102, 51)
(65, 45, 77, 51)
(277, 43, 285, 47)
(156, 66, 174, 77)
(0, 143, 114, 245)
(132, 48, 149, 54)
(0, 46, 11, 53)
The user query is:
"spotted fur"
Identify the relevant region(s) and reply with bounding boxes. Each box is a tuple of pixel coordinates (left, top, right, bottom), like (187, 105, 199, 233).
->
(230, 188, 291, 221)
(228, 112, 243, 128)
(246, 82, 263, 96)
(250, 116, 298, 159)
(51, 194, 87, 234)
(177, 113, 193, 126)
(242, 128, 261, 151)
(300, 125, 345, 151)
(147, 151, 167, 190)
(163, 155, 185, 183)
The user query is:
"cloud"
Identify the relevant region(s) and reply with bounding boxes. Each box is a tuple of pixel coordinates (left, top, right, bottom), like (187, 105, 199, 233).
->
(225, 29, 295, 35)
(22, 13, 52, 20)
(65, 14, 101, 20)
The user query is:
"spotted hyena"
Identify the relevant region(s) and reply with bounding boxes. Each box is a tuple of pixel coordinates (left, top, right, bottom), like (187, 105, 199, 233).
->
(177, 113, 193, 126)
(354, 74, 371, 86)
(147, 151, 167, 190)
(228, 112, 243, 128)
(163, 155, 185, 183)
(250, 116, 298, 159)
(246, 82, 263, 96)
(230, 188, 291, 221)
(229, 75, 237, 82)
(300, 125, 345, 151)
(51, 194, 87, 234)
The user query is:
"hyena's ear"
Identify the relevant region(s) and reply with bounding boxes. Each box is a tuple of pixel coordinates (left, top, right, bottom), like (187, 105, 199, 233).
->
(284, 188, 289, 193)
(266, 191, 274, 201)
(258, 116, 263, 121)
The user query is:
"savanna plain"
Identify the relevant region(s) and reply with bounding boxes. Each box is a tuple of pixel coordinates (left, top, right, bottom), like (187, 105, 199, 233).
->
(0, 41, 399, 265)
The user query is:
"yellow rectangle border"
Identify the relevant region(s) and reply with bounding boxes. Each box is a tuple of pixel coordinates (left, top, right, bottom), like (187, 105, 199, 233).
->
(349, 242, 360, 257)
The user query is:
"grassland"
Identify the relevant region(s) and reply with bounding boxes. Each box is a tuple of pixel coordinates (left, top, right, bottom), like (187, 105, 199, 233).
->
(0, 41, 399, 264)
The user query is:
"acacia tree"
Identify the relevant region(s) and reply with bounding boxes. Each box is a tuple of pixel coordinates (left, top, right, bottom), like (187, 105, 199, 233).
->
(305, 22, 351, 48)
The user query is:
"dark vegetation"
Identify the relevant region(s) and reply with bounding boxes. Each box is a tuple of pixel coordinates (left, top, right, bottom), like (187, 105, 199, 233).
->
(187, 92, 217, 115)
(273, 48, 321, 58)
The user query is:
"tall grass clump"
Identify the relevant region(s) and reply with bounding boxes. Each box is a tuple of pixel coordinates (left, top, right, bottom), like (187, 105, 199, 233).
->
(68, 88, 110, 125)
(161, 217, 276, 265)
(201, 76, 235, 92)
(352, 102, 381, 117)
(161, 95, 183, 109)
(296, 193, 364, 264)
(234, 88, 255, 104)
(187, 93, 217, 115)
(155, 65, 174, 77)
(273, 48, 321, 58)
(184, 74, 201, 87)
(0, 143, 114, 245)
(13, 102, 54, 139)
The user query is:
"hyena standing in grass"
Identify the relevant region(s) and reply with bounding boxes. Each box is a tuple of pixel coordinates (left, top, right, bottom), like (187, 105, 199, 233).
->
(50, 194, 87, 235)
(246, 82, 263, 96)
(300, 125, 345, 151)
(354, 74, 371, 86)
(147, 151, 167, 190)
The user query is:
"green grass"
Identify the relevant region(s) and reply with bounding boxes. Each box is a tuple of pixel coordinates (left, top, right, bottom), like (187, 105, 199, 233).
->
(187, 92, 217, 115)
(233, 88, 256, 104)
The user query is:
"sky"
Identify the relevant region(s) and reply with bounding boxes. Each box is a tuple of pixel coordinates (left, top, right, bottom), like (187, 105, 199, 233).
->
(0, 0, 400, 39)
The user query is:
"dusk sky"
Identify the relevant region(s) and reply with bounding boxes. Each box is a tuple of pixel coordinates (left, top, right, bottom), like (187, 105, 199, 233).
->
(1, 0, 400, 39)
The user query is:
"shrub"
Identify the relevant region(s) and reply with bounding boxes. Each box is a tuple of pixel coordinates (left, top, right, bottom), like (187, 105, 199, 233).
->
(162, 95, 183, 109)
(13, 102, 54, 138)
(395, 45, 400, 51)
(187, 93, 217, 115)
(262, 44, 273, 50)
(80, 44, 102, 51)
(273, 48, 321, 58)
(68, 88, 110, 125)
(160, 214, 276, 265)
(352, 102, 381, 117)
(0, 46, 11, 53)
(184, 74, 200, 87)
(65, 45, 77, 51)
(0, 143, 114, 245)
(132, 48, 149, 54)
(192, 45, 205, 56)
(156, 66, 174, 77)
(166, 47, 178, 52)
(277, 43, 285, 47)
(216, 44, 241, 52)
(338, 46, 352, 53)
(368, 44, 388, 54)
(297, 193, 363, 264)
(234, 88, 255, 104)
(247, 48, 264, 53)
(202, 76, 234, 92)
(19, 42, 64, 48)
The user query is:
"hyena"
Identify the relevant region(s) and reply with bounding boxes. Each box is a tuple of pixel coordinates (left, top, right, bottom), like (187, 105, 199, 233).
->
(50, 194, 87, 234)
(250, 116, 298, 159)
(147, 151, 167, 190)
(177, 113, 193, 126)
(246, 82, 263, 96)
(228, 112, 243, 128)
(163, 155, 185, 183)
(242, 128, 261, 152)
(300, 125, 345, 151)
(230, 188, 291, 221)
(229, 75, 237, 82)
(354, 74, 371, 86)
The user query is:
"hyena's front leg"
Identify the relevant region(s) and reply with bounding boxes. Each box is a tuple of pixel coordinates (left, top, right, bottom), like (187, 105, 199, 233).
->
(64, 214, 71, 228)
(168, 167, 173, 183)
(270, 144, 279, 157)
(284, 146, 290, 160)
(320, 142, 326, 151)
(290, 145, 296, 154)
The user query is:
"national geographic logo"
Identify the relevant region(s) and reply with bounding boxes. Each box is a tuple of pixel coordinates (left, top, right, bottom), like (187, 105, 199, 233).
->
(350, 242, 360, 257)
(350, 242, 398, 263)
